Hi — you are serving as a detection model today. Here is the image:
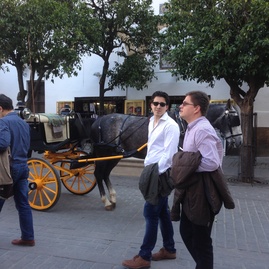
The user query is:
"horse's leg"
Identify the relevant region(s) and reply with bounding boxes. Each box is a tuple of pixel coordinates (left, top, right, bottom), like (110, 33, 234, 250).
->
(94, 161, 112, 210)
(94, 159, 119, 211)
(102, 159, 120, 209)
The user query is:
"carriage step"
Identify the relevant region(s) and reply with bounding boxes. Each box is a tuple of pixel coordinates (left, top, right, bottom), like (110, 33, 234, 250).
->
(111, 158, 144, 177)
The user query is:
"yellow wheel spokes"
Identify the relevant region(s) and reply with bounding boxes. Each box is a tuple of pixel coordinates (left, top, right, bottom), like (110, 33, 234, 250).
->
(28, 158, 61, 211)
(76, 166, 96, 189)
(31, 188, 52, 208)
(60, 163, 96, 195)
(30, 184, 57, 204)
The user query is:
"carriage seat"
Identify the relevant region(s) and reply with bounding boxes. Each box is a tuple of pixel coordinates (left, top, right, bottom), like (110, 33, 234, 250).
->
(27, 113, 70, 143)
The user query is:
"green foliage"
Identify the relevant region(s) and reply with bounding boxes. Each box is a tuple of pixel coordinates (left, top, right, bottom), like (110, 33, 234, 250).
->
(0, 0, 99, 107)
(0, 0, 162, 109)
(163, 0, 269, 88)
(0, 0, 96, 81)
(84, 0, 161, 92)
(23, 0, 96, 79)
(163, 0, 269, 181)
(108, 54, 158, 90)
(0, 0, 27, 63)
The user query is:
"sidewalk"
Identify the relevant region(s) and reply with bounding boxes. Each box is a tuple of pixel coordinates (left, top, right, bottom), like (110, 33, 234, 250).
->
(222, 155, 269, 183)
(0, 156, 268, 269)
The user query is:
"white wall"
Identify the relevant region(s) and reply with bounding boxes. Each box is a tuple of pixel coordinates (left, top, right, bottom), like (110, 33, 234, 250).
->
(0, 66, 19, 106)
(1, 45, 268, 127)
(253, 86, 269, 128)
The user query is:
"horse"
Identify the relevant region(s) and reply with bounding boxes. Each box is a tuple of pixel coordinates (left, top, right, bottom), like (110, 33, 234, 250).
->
(84, 99, 242, 210)
(89, 114, 148, 210)
(206, 100, 242, 154)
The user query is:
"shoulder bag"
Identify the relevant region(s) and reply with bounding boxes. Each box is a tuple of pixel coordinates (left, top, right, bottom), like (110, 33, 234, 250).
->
(0, 147, 13, 199)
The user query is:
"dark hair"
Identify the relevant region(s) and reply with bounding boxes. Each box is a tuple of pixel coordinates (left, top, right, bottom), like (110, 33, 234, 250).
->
(150, 91, 170, 106)
(186, 91, 209, 116)
(0, 94, 14, 110)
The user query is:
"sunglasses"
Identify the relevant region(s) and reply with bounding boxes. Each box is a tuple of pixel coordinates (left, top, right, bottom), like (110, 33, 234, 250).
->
(152, 102, 166, 107)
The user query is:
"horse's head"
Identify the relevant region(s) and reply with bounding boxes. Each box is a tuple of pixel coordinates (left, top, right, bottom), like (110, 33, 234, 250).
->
(213, 101, 242, 151)
(206, 100, 242, 154)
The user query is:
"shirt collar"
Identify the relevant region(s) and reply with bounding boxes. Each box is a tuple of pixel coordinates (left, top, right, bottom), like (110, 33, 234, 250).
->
(150, 111, 169, 122)
(187, 116, 206, 130)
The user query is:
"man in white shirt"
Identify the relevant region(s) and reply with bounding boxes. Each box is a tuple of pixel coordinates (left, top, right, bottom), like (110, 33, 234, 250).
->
(122, 91, 180, 269)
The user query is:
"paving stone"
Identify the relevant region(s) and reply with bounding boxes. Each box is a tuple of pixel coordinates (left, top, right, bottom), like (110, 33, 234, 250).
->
(0, 156, 268, 269)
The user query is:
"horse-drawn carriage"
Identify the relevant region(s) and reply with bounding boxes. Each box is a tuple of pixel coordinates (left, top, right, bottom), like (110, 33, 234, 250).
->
(25, 111, 147, 211)
(22, 99, 242, 212)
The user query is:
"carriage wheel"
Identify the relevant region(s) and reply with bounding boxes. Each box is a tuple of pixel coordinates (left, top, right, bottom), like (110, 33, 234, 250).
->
(27, 158, 61, 211)
(60, 162, 96, 195)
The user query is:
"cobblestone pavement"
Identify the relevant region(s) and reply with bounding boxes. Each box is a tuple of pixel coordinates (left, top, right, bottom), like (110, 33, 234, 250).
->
(0, 156, 268, 269)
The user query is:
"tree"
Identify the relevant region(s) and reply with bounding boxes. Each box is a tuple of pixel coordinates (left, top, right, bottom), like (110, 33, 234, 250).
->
(0, 0, 161, 115)
(83, 0, 161, 115)
(0, 0, 96, 112)
(0, 0, 28, 104)
(162, 0, 269, 182)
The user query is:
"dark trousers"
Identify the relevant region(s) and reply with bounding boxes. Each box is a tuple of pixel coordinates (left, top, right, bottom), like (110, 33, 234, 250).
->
(180, 210, 214, 269)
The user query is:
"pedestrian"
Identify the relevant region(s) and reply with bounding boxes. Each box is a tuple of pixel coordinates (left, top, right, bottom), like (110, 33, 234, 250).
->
(171, 91, 234, 269)
(122, 91, 180, 269)
(0, 94, 35, 246)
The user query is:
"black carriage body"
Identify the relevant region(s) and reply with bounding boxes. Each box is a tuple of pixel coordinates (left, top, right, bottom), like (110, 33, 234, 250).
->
(27, 114, 86, 154)
(25, 113, 99, 211)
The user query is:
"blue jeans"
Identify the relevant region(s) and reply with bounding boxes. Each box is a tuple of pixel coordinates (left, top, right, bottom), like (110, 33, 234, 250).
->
(0, 163, 34, 240)
(139, 196, 176, 261)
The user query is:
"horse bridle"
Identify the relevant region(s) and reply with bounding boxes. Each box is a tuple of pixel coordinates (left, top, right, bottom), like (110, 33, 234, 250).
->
(221, 109, 242, 146)
(97, 115, 148, 153)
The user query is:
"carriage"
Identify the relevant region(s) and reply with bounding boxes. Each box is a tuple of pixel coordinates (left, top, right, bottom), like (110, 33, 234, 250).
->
(24, 110, 147, 211)
(22, 99, 242, 211)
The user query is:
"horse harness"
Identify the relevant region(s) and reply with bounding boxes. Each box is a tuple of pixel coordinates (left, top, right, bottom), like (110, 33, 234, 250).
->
(176, 109, 241, 146)
(96, 115, 149, 156)
(219, 109, 242, 149)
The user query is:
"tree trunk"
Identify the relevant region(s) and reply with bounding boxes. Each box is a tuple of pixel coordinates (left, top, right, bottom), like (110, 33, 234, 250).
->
(99, 86, 105, 116)
(26, 69, 35, 113)
(16, 63, 27, 103)
(239, 102, 255, 183)
(98, 55, 111, 116)
(226, 77, 262, 183)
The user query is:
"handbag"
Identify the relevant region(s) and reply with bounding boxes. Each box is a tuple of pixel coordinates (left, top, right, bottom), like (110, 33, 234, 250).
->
(0, 147, 13, 199)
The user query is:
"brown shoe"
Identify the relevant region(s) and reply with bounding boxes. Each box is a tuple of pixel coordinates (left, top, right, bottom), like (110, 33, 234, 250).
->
(122, 255, 150, 269)
(152, 247, 176, 261)
(11, 238, 35, 246)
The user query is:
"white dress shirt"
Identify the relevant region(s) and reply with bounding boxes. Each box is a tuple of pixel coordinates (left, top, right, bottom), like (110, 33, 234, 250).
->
(144, 112, 180, 174)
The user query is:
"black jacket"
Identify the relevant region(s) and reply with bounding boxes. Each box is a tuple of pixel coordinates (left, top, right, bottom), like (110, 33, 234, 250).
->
(139, 163, 174, 205)
(139, 163, 159, 205)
